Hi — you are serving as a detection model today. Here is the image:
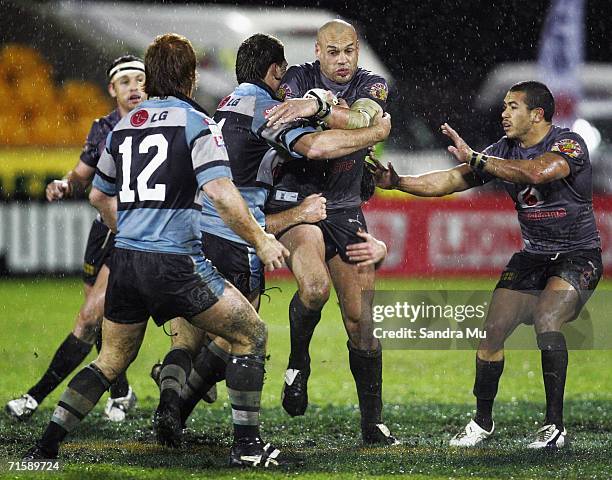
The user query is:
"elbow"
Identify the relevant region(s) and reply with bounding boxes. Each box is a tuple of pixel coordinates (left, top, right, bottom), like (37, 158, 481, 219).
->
(527, 172, 547, 185)
(295, 134, 327, 160)
(304, 147, 326, 160)
(89, 188, 103, 209)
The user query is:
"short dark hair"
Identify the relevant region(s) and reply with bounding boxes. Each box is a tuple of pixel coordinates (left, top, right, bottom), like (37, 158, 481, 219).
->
(508, 81, 555, 122)
(106, 54, 143, 79)
(144, 33, 196, 98)
(236, 33, 285, 84)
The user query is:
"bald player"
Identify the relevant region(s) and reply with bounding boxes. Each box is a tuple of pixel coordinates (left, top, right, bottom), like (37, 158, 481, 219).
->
(263, 20, 397, 446)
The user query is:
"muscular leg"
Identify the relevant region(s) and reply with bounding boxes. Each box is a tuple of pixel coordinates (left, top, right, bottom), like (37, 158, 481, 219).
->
(25, 266, 110, 406)
(328, 255, 385, 442)
(281, 225, 330, 369)
(472, 289, 537, 430)
(532, 277, 580, 429)
(189, 282, 268, 443)
(36, 318, 147, 456)
(179, 289, 261, 424)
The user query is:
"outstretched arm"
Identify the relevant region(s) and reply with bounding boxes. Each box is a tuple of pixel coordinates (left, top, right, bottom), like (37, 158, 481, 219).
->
(441, 123, 570, 184)
(368, 153, 481, 197)
(46, 161, 95, 201)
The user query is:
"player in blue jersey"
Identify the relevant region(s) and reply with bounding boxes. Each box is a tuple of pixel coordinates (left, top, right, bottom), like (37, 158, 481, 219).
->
(6, 55, 145, 423)
(23, 34, 293, 468)
(243, 21, 398, 446)
(151, 33, 391, 428)
(371, 81, 602, 449)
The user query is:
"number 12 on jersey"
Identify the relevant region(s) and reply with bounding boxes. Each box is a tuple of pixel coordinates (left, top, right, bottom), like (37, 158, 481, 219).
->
(118, 134, 168, 203)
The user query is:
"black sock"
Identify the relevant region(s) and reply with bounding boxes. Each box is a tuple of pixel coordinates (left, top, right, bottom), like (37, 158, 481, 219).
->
(40, 364, 110, 454)
(348, 341, 383, 429)
(538, 331, 568, 429)
(159, 348, 192, 398)
(180, 341, 228, 425)
(473, 356, 504, 431)
(28, 333, 93, 404)
(226, 355, 265, 443)
(288, 293, 322, 370)
(110, 372, 130, 399)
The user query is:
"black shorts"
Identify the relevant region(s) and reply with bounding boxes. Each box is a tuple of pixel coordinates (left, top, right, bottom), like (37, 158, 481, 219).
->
(495, 248, 603, 306)
(83, 219, 114, 285)
(201, 232, 265, 298)
(105, 248, 225, 326)
(316, 207, 368, 263)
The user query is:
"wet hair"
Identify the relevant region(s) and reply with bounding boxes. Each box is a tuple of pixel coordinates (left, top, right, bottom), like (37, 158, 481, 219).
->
(144, 33, 196, 97)
(236, 33, 285, 84)
(509, 81, 555, 122)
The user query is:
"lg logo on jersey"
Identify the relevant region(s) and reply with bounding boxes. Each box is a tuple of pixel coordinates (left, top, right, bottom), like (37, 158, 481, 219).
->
(518, 186, 544, 208)
(130, 110, 168, 128)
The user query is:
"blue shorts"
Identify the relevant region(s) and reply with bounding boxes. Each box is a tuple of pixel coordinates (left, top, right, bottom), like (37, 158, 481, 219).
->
(105, 248, 226, 326)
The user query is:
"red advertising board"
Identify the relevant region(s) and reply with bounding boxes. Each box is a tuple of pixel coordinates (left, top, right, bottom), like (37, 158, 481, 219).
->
(360, 193, 612, 276)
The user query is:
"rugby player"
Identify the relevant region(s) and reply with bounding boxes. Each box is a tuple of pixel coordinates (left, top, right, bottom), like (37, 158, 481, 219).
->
(23, 33, 295, 467)
(254, 20, 398, 446)
(371, 81, 602, 449)
(152, 33, 391, 435)
(6, 55, 145, 423)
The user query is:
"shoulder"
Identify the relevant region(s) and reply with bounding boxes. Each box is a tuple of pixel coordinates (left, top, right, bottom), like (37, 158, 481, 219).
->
(279, 63, 317, 99)
(354, 68, 389, 102)
(548, 126, 588, 158)
(89, 110, 120, 137)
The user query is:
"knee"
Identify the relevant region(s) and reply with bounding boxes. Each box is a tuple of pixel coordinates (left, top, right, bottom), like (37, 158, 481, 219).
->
(533, 309, 560, 334)
(345, 318, 378, 350)
(230, 305, 268, 355)
(73, 314, 101, 344)
(298, 277, 331, 310)
(93, 357, 121, 383)
(477, 347, 504, 362)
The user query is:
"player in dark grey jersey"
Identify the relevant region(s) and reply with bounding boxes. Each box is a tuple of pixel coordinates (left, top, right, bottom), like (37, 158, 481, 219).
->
(261, 20, 398, 446)
(5, 55, 145, 423)
(371, 81, 602, 449)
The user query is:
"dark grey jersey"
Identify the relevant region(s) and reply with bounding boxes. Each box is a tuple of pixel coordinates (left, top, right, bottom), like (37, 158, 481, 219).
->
(482, 125, 600, 254)
(266, 61, 389, 212)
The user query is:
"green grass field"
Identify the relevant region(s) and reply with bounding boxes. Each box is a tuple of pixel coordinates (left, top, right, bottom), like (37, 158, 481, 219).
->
(0, 277, 611, 479)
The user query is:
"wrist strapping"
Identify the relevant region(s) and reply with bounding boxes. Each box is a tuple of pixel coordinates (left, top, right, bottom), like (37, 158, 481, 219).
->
(468, 150, 488, 171)
(313, 96, 332, 120)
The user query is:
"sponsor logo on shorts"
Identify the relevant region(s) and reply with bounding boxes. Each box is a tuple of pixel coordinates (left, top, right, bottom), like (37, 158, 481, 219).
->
(130, 109, 149, 127)
(274, 190, 298, 202)
(551, 138, 583, 159)
(500, 271, 517, 281)
(83, 263, 95, 276)
(368, 82, 388, 101)
(580, 260, 600, 289)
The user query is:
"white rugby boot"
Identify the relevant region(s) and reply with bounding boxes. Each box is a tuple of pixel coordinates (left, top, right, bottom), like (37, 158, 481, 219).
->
(449, 419, 494, 447)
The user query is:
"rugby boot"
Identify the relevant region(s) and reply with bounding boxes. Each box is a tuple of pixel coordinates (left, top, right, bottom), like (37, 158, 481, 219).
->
(527, 424, 567, 449)
(281, 368, 310, 417)
(6, 394, 38, 421)
(449, 419, 494, 447)
(362, 423, 400, 446)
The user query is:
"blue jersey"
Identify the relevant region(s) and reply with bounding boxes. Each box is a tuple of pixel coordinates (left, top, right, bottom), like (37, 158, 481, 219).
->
(481, 125, 600, 254)
(92, 95, 231, 255)
(201, 80, 316, 245)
